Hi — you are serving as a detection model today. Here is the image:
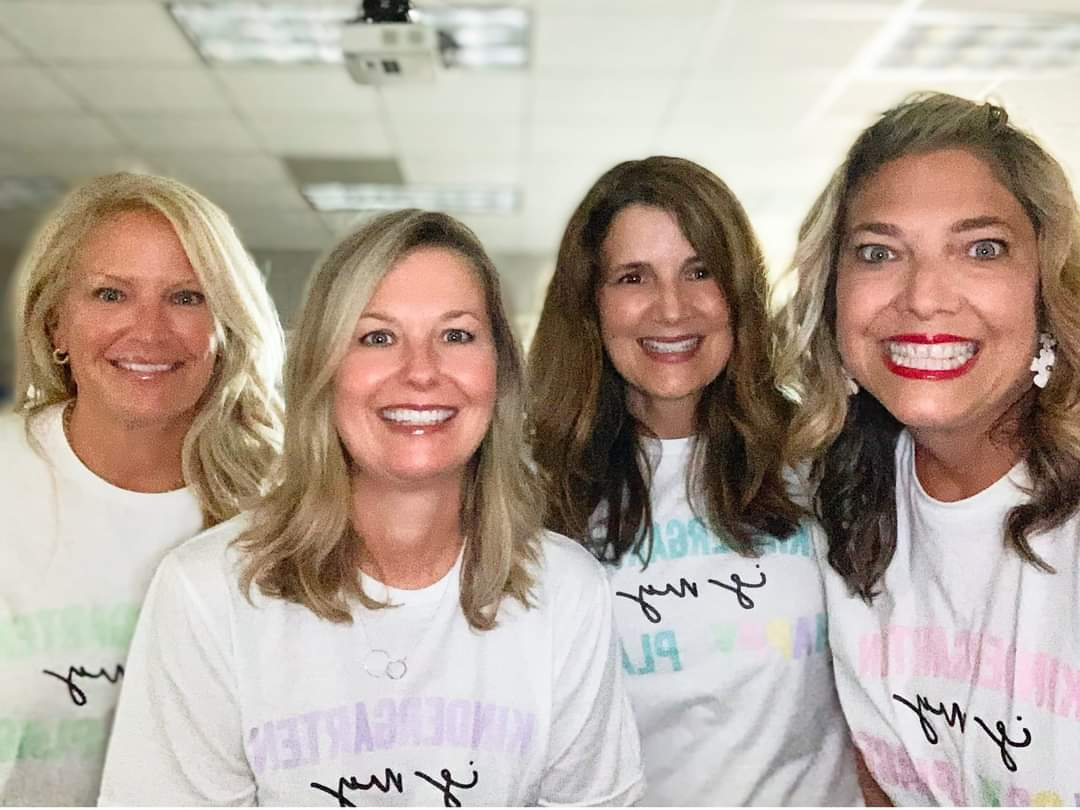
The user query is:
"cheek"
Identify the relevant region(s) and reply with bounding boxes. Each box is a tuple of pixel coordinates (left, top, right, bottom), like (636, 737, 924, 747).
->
(176, 311, 218, 357)
(596, 290, 639, 340)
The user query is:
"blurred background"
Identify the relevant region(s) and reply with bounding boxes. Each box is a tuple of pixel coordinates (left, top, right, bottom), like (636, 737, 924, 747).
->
(2, 0, 1080, 402)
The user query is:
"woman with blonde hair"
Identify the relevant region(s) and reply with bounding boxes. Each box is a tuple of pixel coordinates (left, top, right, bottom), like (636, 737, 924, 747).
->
(0, 172, 284, 805)
(527, 156, 860, 804)
(98, 209, 644, 806)
(777, 92, 1080, 804)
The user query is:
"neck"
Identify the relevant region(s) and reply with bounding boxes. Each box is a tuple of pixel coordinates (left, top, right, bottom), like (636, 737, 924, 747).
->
(628, 390, 697, 440)
(66, 400, 189, 492)
(350, 473, 465, 589)
(911, 408, 1027, 502)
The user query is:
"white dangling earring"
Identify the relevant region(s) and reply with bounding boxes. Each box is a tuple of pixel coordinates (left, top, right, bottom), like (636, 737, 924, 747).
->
(842, 368, 859, 396)
(1030, 332, 1056, 389)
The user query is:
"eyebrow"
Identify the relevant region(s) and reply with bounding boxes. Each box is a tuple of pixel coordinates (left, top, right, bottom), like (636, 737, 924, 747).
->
(847, 222, 902, 238)
(606, 256, 703, 272)
(359, 309, 483, 323)
(950, 216, 1013, 233)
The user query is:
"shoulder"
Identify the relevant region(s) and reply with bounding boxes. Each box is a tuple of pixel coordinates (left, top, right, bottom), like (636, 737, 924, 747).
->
(160, 512, 252, 598)
(531, 530, 609, 604)
(0, 408, 55, 487)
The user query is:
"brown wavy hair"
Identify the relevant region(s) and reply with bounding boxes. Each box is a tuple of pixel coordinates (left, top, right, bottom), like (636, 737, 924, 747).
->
(527, 156, 802, 565)
(776, 92, 1080, 600)
(236, 210, 540, 630)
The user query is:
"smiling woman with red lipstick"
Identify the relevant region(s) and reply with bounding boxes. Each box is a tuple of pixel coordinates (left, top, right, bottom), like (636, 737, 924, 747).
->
(0, 172, 285, 806)
(98, 209, 644, 806)
(778, 93, 1080, 805)
(526, 157, 860, 805)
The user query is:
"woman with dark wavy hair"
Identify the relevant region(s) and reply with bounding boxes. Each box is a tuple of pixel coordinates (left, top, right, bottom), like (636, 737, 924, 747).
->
(527, 156, 860, 805)
(777, 92, 1080, 804)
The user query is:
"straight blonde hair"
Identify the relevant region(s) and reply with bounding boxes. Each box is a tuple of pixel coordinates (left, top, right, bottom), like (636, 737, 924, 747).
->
(236, 210, 540, 630)
(13, 171, 285, 526)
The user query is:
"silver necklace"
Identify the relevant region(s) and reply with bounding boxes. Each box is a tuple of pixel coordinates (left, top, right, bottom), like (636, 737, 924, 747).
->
(356, 562, 456, 680)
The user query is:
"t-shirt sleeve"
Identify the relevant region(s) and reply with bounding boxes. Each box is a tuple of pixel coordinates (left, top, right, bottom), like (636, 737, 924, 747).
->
(98, 550, 255, 806)
(538, 553, 645, 806)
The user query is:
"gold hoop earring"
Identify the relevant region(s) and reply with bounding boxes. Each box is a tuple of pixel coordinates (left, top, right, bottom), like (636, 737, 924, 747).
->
(52, 349, 70, 366)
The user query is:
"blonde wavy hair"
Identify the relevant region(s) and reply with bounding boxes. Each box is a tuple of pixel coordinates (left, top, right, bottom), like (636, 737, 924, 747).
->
(775, 92, 1080, 599)
(236, 209, 541, 630)
(12, 171, 285, 527)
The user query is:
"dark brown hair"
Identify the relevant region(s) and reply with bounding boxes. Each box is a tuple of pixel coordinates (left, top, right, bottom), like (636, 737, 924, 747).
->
(527, 156, 802, 565)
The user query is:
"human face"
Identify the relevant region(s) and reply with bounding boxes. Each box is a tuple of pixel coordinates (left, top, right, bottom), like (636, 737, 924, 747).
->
(52, 209, 217, 432)
(596, 204, 732, 438)
(333, 247, 497, 489)
(835, 148, 1040, 445)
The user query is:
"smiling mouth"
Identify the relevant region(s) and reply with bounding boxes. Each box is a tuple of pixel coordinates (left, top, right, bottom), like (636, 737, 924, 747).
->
(883, 338, 979, 378)
(379, 407, 457, 427)
(111, 359, 182, 375)
(639, 336, 701, 355)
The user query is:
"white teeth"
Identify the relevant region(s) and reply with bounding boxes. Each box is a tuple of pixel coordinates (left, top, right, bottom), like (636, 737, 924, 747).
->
(116, 361, 173, 373)
(381, 408, 455, 426)
(887, 341, 977, 371)
(641, 337, 699, 354)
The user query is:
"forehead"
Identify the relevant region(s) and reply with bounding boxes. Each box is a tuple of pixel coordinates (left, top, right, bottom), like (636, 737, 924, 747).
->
(72, 208, 196, 280)
(367, 246, 487, 311)
(602, 204, 692, 260)
(846, 148, 1030, 229)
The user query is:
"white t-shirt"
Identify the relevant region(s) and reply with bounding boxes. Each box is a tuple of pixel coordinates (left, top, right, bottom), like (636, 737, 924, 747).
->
(601, 437, 861, 805)
(823, 430, 1080, 806)
(0, 404, 203, 806)
(98, 515, 646, 806)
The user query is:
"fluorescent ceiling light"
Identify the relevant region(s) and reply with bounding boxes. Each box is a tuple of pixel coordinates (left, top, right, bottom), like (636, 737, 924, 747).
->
(303, 183, 520, 214)
(0, 176, 65, 210)
(168, 2, 529, 69)
(872, 11, 1080, 77)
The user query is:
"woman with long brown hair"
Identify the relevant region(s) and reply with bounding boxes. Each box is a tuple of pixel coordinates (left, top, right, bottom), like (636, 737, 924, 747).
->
(777, 92, 1080, 804)
(527, 156, 859, 804)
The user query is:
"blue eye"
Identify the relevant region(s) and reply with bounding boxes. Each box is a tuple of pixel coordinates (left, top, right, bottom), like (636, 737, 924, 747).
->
(171, 289, 205, 306)
(360, 330, 394, 347)
(856, 244, 896, 263)
(443, 328, 474, 344)
(968, 239, 1006, 260)
(95, 287, 124, 303)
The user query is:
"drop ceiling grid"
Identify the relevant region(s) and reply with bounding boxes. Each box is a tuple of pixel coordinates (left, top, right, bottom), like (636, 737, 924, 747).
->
(0, 1, 199, 66)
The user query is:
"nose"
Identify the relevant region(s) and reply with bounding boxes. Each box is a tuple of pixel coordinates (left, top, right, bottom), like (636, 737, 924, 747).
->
(402, 340, 439, 388)
(898, 258, 960, 320)
(654, 277, 690, 324)
(128, 299, 171, 343)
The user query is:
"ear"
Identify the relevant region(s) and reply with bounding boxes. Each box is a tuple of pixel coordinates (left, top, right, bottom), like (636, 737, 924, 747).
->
(47, 304, 70, 355)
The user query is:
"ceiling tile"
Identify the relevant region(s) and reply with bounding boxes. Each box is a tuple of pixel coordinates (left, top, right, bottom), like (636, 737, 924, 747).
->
(109, 113, 258, 151)
(533, 13, 700, 76)
(143, 151, 292, 188)
(0, 114, 121, 151)
(395, 119, 521, 160)
(0, 66, 81, 111)
(0, 31, 25, 62)
(216, 66, 380, 117)
(183, 180, 311, 213)
(0, 1, 199, 65)
(400, 156, 520, 185)
(530, 77, 675, 125)
(56, 66, 231, 113)
(248, 113, 393, 157)
(17, 149, 153, 182)
(381, 74, 526, 120)
(228, 207, 331, 252)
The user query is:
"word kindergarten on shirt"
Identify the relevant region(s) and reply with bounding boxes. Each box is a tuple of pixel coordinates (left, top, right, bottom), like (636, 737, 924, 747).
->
(857, 623, 1080, 805)
(248, 693, 537, 806)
